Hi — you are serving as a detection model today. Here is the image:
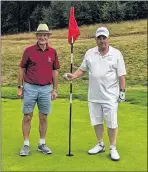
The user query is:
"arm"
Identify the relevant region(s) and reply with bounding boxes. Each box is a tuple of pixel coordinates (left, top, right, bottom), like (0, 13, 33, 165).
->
(18, 67, 25, 86)
(17, 67, 25, 99)
(52, 70, 58, 91)
(52, 50, 60, 94)
(117, 52, 126, 103)
(64, 68, 85, 80)
(118, 75, 126, 103)
(17, 48, 29, 98)
(52, 70, 59, 100)
(72, 68, 85, 79)
(119, 75, 125, 90)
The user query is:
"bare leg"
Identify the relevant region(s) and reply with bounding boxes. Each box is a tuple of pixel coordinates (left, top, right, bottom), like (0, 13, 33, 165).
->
(39, 113, 48, 139)
(108, 127, 118, 145)
(94, 124, 104, 142)
(108, 127, 120, 161)
(38, 113, 52, 154)
(88, 124, 105, 154)
(22, 113, 33, 140)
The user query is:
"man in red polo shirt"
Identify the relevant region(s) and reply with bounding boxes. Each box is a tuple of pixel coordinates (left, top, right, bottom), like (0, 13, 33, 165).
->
(18, 24, 60, 156)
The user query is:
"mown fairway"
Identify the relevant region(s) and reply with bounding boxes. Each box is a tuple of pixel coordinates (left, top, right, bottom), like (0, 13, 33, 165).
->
(1, 19, 147, 171)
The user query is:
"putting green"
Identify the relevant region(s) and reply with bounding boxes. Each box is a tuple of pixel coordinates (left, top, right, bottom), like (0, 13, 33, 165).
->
(2, 99, 147, 171)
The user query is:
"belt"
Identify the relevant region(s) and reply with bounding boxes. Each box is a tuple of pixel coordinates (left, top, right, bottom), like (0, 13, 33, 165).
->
(25, 82, 50, 86)
(34, 84, 49, 86)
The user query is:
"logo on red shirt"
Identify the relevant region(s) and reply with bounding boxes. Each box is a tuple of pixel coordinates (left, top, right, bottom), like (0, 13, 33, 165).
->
(48, 56, 52, 63)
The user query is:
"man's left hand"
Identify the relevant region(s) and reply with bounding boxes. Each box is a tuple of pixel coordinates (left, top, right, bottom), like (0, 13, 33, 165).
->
(51, 90, 58, 100)
(118, 90, 125, 103)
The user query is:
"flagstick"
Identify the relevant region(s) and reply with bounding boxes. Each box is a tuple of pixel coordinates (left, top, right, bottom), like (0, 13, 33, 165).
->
(66, 37, 74, 157)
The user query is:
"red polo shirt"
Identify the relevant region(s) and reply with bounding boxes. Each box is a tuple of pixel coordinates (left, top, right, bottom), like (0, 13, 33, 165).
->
(20, 43, 60, 85)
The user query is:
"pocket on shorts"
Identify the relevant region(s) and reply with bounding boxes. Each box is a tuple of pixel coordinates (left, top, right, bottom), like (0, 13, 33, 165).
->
(23, 83, 38, 97)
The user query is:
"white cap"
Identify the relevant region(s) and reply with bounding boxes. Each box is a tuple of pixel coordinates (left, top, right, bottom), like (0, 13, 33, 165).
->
(96, 27, 109, 38)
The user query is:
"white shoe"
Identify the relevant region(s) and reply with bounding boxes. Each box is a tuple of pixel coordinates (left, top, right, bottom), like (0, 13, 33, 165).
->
(88, 143, 105, 155)
(110, 148, 120, 161)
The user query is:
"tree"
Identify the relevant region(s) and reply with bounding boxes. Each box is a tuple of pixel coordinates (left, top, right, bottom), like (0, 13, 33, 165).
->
(101, 1, 126, 23)
(1, 1, 148, 34)
(1, 1, 51, 34)
(124, 1, 148, 20)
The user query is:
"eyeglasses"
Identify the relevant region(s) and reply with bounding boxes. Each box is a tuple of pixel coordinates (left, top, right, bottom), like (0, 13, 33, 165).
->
(96, 36, 107, 40)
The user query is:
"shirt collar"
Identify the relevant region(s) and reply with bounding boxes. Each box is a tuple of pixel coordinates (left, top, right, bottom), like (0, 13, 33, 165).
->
(94, 46, 113, 56)
(36, 42, 49, 51)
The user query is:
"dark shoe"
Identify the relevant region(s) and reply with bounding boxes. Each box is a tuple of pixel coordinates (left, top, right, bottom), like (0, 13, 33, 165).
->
(20, 145, 30, 156)
(38, 144, 52, 154)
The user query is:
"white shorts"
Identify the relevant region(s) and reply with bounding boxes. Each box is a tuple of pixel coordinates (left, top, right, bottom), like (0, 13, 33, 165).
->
(88, 102, 118, 129)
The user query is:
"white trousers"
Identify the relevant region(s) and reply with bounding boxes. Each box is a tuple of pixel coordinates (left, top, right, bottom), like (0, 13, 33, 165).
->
(88, 102, 118, 129)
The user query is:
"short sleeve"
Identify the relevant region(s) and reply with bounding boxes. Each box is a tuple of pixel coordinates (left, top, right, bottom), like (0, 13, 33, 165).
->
(117, 52, 127, 77)
(19, 49, 29, 68)
(53, 50, 60, 70)
(79, 51, 89, 71)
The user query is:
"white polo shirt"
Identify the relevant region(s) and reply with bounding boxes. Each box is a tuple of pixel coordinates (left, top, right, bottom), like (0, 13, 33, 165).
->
(79, 46, 126, 103)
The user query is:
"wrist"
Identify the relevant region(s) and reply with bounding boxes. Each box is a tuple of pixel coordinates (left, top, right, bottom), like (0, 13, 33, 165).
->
(120, 88, 125, 92)
(73, 74, 77, 79)
(52, 89, 58, 93)
(18, 85, 23, 89)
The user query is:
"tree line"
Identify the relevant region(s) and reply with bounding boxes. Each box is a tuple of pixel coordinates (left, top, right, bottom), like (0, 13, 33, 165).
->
(1, 1, 148, 34)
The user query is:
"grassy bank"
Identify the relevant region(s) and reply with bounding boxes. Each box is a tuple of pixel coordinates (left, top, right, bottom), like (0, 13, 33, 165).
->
(2, 19, 147, 86)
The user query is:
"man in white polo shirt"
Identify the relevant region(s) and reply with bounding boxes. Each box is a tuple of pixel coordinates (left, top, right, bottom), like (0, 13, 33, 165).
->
(64, 27, 126, 161)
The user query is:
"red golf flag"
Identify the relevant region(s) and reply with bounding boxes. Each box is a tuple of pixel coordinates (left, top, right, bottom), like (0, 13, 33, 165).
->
(68, 7, 80, 44)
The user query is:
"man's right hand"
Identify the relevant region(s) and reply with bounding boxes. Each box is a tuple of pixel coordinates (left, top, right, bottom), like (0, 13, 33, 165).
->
(63, 73, 74, 81)
(17, 88, 23, 99)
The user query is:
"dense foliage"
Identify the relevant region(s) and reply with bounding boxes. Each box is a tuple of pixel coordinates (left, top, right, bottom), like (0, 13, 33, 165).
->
(1, 1, 148, 34)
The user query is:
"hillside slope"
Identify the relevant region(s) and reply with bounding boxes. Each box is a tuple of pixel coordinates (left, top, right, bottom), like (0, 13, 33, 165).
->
(2, 19, 147, 86)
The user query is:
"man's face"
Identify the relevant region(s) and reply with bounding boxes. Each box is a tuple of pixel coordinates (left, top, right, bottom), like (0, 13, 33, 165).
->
(95, 35, 109, 50)
(36, 33, 49, 45)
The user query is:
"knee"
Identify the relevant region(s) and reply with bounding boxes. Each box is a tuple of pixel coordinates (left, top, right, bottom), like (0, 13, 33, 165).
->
(23, 114, 32, 123)
(39, 115, 47, 124)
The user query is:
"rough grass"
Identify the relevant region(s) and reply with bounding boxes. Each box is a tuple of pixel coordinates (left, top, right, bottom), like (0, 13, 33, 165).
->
(2, 19, 147, 86)
(2, 19, 146, 40)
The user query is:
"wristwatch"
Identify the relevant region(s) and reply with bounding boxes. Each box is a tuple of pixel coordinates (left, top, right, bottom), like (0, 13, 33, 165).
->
(18, 85, 23, 88)
(120, 89, 125, 92)
(53, 89, 58, 93)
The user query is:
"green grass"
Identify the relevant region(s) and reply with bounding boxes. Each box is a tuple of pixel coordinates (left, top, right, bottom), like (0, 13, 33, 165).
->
(2, 99, 147, 171)
(2, 84, 147, 106)
(1, 19, 147, 171)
